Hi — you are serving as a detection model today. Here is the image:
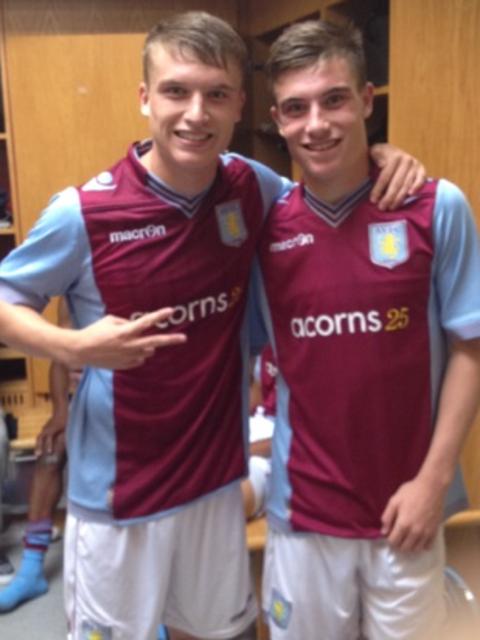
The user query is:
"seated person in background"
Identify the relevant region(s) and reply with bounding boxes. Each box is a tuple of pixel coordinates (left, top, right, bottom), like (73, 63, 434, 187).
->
(0, 409, 14, 585)
(0, 299, 72, 612)
(242, 346, 276, 520)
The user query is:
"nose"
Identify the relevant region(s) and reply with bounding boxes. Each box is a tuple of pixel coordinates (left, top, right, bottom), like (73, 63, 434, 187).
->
(305, 104, 330, 136)
(185, 93, 209, 125)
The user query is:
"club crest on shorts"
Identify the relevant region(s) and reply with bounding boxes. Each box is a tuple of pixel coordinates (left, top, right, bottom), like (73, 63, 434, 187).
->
(270, 588, 292, 629)
(368, 220, 409, 269)
(80, 621, 112, 640)
(215, 200, 248, 247)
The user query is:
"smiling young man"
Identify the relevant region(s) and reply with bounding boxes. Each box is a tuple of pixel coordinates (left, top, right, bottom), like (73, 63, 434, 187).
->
(254, 19, 480, 639)
(0, 11, 428, 640)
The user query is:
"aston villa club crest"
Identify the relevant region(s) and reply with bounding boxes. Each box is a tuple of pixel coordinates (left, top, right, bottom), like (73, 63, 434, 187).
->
(270, 589, 292, 629)
(368, 220, 409, 269)
(81, 620, 112, 640)
(215, 200, 248, 247)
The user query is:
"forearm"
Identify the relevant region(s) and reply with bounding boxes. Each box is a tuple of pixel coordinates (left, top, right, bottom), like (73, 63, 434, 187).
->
(417, 338, 480, 489)
(0, 301, 75, 363)
(0, 300, 187, 369)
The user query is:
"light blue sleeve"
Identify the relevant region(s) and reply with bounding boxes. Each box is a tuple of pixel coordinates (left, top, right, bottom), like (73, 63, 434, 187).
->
(227, 152, 293, 216)
(247, 258, 269, 355)
(433, 179, 480, 340)
(0, 187, 89, 311)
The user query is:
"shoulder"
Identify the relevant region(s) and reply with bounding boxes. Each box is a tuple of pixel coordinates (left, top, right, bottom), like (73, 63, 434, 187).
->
(265, 183, 301, 220)
(221, 152, 293, 204)
(78, 156, 131, 207)
(37, 186, 83, 231)
(435, 179, 471, 209)
(432, 179, 474, 235)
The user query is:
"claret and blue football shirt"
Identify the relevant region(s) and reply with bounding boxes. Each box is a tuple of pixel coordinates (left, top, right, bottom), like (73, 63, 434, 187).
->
(255, 176, 480, 537)
(0, 141, 289, 523)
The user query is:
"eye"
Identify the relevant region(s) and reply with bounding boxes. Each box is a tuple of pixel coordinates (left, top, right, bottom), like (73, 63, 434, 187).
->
(208, 89, 229, 101)
(280, 101, 308, 118)
(323, 91, 349, 109)
(162, 85, 188, 98)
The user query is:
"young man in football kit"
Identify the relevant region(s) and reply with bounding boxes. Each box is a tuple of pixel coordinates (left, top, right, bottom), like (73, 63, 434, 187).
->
(0, 11, 426, 640)
(254, 19, 480, 639)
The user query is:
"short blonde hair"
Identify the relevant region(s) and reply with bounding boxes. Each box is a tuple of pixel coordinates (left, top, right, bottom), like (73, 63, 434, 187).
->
(143, 11, 248, 85)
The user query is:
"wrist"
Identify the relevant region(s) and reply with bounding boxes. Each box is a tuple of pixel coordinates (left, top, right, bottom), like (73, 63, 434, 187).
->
(51, 408, 68, 424)
(417, 463, 454, 493)
(54, 328, 82, 367)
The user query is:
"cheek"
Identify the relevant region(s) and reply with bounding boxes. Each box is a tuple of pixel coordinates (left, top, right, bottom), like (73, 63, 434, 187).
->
(279, 120, 305, 142)
(337, 109, 365, 129)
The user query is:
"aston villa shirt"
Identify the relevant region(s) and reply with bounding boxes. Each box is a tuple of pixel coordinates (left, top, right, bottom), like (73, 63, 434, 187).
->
(0, 142, 289, 523)
(256, 178, 480, 537)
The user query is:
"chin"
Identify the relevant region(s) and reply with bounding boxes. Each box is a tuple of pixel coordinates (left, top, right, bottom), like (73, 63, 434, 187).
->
(305, 162, 339, 184)
(176, 149, 214, 165)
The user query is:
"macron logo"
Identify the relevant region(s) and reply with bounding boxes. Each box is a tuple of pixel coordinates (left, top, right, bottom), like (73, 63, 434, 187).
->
(109, 224, 167, 244)
(269, 233, 314, 253)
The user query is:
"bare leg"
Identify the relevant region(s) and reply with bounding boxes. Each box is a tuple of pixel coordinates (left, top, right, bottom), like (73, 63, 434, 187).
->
(28, 454, 65, 521)
(0, 452, 66, 611)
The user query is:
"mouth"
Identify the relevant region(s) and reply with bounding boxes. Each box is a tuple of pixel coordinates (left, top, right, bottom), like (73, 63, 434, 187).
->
(175, 130, 213, 143)
(303, 139, 340, 152)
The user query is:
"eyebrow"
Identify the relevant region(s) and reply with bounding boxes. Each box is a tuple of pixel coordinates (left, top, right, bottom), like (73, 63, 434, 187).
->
(157, 79, 236, 92)
(278, 85, 352, 106)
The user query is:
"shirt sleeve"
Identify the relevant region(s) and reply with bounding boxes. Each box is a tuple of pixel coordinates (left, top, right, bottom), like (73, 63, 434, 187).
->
(433, 179, 480, 340)
(0, 187, 88, 311)
(247, 259, 269, 355)
(230, 152, 293, 217)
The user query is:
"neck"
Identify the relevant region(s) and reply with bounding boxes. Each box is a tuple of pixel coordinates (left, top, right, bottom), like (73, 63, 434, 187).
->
(305, 154, 370, 205)
(140, 148, 217, 197)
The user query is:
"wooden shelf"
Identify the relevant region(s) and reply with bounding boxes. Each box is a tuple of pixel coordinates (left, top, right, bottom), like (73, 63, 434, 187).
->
(374, 84, 389, 97)
(0, 132, 7, 141)
(0, 346, 25, 360)
(446, 509, 480, 529)
(255, 10, 320, 44)
(0, 225, 15, 235)
(10, 436, 36, 451)
(0, 376, 31, 415)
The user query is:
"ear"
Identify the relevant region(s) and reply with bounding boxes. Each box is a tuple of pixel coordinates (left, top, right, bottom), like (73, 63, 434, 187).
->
(270, 105, 285, 137)
(139, 82, 150, 117)
(362, 82, 375, 119)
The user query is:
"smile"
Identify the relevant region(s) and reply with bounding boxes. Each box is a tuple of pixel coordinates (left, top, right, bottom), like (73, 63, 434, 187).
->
(303, 139, 340, 152)
(175, 131, 213, 142)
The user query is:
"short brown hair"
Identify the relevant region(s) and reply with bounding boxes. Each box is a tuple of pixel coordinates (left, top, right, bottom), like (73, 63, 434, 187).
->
(266, 20, 367, 90)
(143, 11, 248, 84)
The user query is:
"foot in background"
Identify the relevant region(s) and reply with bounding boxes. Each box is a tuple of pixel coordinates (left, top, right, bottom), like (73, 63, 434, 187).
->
(0, 549, 48, 612)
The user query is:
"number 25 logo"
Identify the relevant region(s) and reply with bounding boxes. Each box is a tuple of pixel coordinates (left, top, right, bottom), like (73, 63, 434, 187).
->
(385, 307, 409, 331)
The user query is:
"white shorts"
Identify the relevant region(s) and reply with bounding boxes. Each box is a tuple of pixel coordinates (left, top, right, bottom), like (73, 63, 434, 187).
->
(65, 484, 257, 640)
(263, 528, 446, 640)
(249, 410, 275, 444)
(248, 456, 271, 517)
